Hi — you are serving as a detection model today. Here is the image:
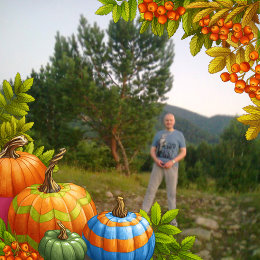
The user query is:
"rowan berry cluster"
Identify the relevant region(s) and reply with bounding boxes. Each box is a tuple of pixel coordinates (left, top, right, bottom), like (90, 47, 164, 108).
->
(138, 0, 186, 24)
(200, 16, 254, 45)
(220, 51, 260, 99)
(1, 241, 43, 260)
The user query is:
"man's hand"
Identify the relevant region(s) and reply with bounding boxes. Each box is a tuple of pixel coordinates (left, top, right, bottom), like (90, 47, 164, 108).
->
(163, 160, 175, 169)
(155, 159, 165, 168)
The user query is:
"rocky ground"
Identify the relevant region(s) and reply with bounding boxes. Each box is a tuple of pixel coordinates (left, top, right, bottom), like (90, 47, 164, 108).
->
(85, 187, 260, 260)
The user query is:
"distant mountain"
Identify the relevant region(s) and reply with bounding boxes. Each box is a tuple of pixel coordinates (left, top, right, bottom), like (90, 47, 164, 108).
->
(156, 104, 234, 144)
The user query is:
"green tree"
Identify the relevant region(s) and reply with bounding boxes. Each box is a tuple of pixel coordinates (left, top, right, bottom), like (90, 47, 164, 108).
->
(29, 16, 174, 175)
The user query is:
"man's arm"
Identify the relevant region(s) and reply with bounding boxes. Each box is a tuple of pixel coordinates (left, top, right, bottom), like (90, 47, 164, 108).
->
(164, 147, 187, 169)
(150, 146, 164, 167)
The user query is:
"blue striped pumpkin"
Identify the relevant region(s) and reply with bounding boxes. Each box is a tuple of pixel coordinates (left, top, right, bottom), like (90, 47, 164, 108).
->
(82, 197, 155, 260)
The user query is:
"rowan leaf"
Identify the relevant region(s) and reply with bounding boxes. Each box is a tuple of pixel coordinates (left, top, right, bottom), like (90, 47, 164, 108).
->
(121, 1, 130, 21)
(3, 231, 16, 246)
(185, 1, 221, 9)
(190, 34, 204, 56)
(140, 20, 150, 34)
(17, 93, 35, 103)
(129, 0, 137, 21)
(20, 78, 33, 93)
(21, 122, 34, 133)
(3, 80, 14, 100)
(251, 98, 260, 107)
(0, 242, 5, 256)
(139, 209, 151, 225)
(226, 52, 236, 73)
(14, 73, 22, 95)
(158, 224, 181, 235)
(237, 114, 260, 122)
(155, 242, 171, 255)
(169, 256, 182, 260)
(161, 209, 179, 224)
(95, 4, 114, 15)
(245, 126, 260, 140)
(25, 142, 34, 154)
(224, 6, 246, 23)
(157, 23, 165, 37)
(236, 47, 246, 64)
(226, 32, 239, 48)
(181, 236, 196, 251)
(182, 0, 192, 34)
(151, 18, 158, 35)
(178, 251, 203, 260)
(241, 2, 259, 27)
(0, 218, 6, 238)
(193, 8, 216, 23)
(167, 237, 181, 250)
(234, 0, 247, 5)
(208, 8, 230, 26)
(0, 93, 7, 107)
(248, 21, 259, 38)
(151, 201, 161, 225)
(208, 56, 226, 74)
(34, 146, 45, 157)
(242, 105, 260, 115)
(112, 4, 122, 23)
(206, 47, 231, 57)
(97, 0, 116, 4)
(215, 0, 234, 8)
(167, 20, 180, 38)
(154, 232, 173, 243)
(245, 43, 255, 62)
(204, 34, 213, 49)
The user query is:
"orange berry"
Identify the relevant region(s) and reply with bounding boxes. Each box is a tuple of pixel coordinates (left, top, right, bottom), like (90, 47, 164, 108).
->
(220, 26, 229, 35)
(19, 252, 28, 260)
(158, 14, 167, 24)
(244, 85, 251, 93)
(240, 36, 249, 45)
(210, 33, 219, 41)
(138, 3, 148, 13)
(144, 11, 153, 21)
(157, 5, 166, 15)
(233, 23, 242, 32)
(224, 20, 233, 29)
(176, 6, 186, 16)
(219, 34, 228, 40)
(256, 94, 260, 100)
(211, 25, 220, 34)
(234, 30, 243, 39)
(201, 27, 210, 34)
(11, 242, 18, 250)
(248, 32, 254, 40)
(256, 65, 260, 74)
(220, 72, 230, 82)
(255, 73, 260, 80)
(4, 252, 12, 257)
(0, 257, 6, 260)
(230, 73, 238, 83)
(6, 257, 14, 260)
(249, 85, 258, 92)
(235, 80, 246, 89)
(199, 19, 204, 27)
(250, 51, 259, 61)
(143, 0, 153, 3)
(164, 1, 174, 11)
(234, 87, 244, 93)
(249, 92, 256, 98)
(255, 88, 260, 95)
(3, 246, 11, 253)
(217, 18, 224, 27)
(203, 15, 210, 19)
(243, 26, 252, 35)
(25, 257, 33, 260)
(231, 63, 240, 73)
(154, 10, 159, 18)
(148, 2, 158, 12)
(250, 77, 259, 87)
(231, 35, 239, 43)
(30, 253, 37, 260)
(203, 18, 210, 26)
(167, 11, 177, 20)
(240, 62, 250, 72)
(14, 257, 22, 260)
(20, 244, 29, 252)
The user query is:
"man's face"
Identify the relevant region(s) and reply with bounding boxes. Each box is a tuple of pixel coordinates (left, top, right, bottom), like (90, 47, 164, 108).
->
(164, 114, 175, 130)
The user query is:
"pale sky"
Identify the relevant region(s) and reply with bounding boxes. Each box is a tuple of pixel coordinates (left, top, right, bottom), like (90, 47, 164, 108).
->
(0, 0, 255, 117)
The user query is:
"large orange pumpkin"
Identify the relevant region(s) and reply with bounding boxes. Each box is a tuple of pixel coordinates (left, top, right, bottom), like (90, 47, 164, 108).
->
(0, 135, 46, 226)
(8, 148, 97, 250)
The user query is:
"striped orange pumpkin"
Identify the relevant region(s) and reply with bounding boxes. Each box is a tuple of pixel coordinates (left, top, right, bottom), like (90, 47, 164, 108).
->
(8, 148, 97, 250)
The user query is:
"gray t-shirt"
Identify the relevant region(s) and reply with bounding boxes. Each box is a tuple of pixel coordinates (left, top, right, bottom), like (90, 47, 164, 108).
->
(151, 129, 186, 166)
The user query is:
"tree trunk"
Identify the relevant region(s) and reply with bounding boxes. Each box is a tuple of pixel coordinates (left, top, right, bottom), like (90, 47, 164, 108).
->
(115, 136, 130, 176)
(111, 127, 122, 171)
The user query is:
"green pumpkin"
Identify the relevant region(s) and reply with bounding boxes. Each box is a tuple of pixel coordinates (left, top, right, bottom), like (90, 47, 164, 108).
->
(38, 221, 87, 260)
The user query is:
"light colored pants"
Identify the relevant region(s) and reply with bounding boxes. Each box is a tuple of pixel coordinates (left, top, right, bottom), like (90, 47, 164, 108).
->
(142, 163, 178, 213)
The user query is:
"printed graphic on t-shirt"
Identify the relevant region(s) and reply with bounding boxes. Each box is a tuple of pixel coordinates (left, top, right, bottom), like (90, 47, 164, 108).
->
(156, 133, 176, 159)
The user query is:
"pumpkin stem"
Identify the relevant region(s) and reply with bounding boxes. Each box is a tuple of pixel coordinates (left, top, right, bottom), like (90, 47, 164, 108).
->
(57, 221, 68, 240)
(38, 148, 66, 193)
(0, 135, 28, 159)
(112, 196, 128, 218)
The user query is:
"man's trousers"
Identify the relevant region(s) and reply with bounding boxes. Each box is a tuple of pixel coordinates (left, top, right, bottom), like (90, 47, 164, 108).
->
(142, 163, 178, 213)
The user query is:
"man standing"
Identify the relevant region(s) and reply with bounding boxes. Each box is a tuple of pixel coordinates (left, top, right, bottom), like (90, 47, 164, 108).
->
(142, 113, 186, 226)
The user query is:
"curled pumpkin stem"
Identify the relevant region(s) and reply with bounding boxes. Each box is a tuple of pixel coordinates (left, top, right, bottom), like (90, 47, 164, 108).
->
(0, 135, 28, 159)
(38, 148, 66, 193)
(57, 221, 68, 240)
(112, 196, 128, 218)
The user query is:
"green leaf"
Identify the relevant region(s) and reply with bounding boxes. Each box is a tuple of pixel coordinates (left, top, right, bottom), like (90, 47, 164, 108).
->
(167, 20, 180, 38)
(181, 236, 196, 251)
(121, 1, 130, 21)
(0, 113, 11, 122)
(234, 0, 247, 5)
(161, 209, 179, 224)
(17, 116, 25, 130)
(34, 146, 45, 157)
(167, 237, 181, 250)
(226, 52, 236, 73)
(158, 224, 182, 235)
(22, 133, 33, 142)
(3, 231, 16, 246)
(25, 142, 34, 154)
(5, 122, 12, 137)
(203, 34, 213, 49)
(40, 150, 55, 164)
(14, 73, 22, 94)
(241, 2, 259, 27)
(129, 0, 137, 21)
(190, 34, 204, 56)
(5, 105, 27, 116)
(0, 93, 7, 107)
(216, 0, 234, 8)
(169, 256, 182, 260)
(224, 6, 246, 23)
(178, 251, 203, 260)
(0, 218, 6, 238)
(113, 4, 122, 23)
(17, 93, 35, 103)
(155, 242, 171, 255)
(151, 18, 158, 35)
(0, 242, 6, 256)
(208, 56, 226, 74)
(193, 8, 216, 23)
(20, 78, 33, 93)
(21, 122, 34, 133)
(206, 47, 231, 57)
(208, 8, 230, 27)
(1, 123, 7, 139)
(157, 23, 165, 37)
(151, 201, 161, 225)
(182, 0, 192, 34)
(140, 20, 150, 34)
(139, 209, 151, 225)
(154, 232, 173, 243)
(95, 4, 114, 15)
(98, 0, 116, 4)
(181, 28, 201, 40)
(3, 80, 14, 100)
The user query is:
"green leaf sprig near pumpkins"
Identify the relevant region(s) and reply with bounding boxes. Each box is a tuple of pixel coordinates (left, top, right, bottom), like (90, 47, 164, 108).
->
(38, 220, 87, 260)
(7, 148, 97, 251)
